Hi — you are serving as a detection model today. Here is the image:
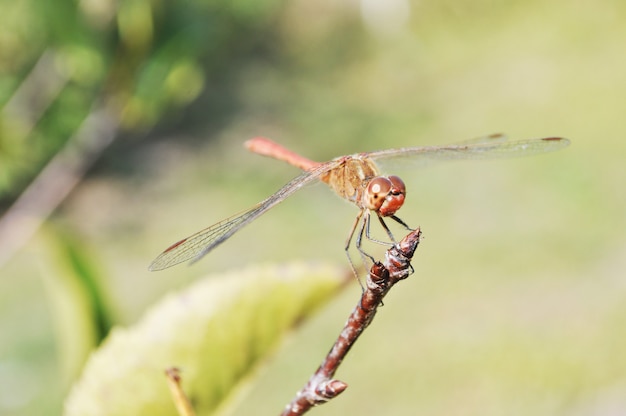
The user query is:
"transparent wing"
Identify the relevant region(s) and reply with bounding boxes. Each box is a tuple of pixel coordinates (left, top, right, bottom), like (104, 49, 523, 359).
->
(366, 135, 570, 163)
(149, 161, 341, 271)
(454, 133, 509, 145)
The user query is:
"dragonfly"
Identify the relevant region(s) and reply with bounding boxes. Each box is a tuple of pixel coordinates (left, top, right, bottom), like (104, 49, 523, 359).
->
(149, 135, 569, 272)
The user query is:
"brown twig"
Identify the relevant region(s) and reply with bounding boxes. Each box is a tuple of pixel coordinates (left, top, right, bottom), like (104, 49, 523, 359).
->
(281, 227, 422, 416)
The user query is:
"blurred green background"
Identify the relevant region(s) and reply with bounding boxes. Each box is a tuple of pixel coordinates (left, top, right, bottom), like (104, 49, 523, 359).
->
(1, 0, 625, 414)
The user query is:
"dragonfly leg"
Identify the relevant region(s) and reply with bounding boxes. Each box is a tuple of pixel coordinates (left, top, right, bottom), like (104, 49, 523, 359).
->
(356, 212, 376, 264)
(379, 214, 415, 275)
(354, 213, 376, 293)
(345, 210, 413, 289)
(361, 214, 398, 246)
(376, 215, 396, 244)
(345, 210, 367, 289)
(365, 213, 415, 246)
(389, 214, 413, 231)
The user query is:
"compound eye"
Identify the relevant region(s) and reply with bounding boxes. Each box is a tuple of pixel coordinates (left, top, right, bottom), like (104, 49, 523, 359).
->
(365, 177, 392, 210)
(388, 176, 406, 194)
(379, 175, 406, 216)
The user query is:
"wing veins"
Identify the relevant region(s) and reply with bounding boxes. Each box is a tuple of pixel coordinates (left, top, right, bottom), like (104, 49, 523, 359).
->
(367, 137, 570, 162)
(149, 161, 340, 271)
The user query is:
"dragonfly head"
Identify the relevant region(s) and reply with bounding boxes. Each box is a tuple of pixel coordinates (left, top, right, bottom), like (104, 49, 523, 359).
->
(365, 175, 406, 216)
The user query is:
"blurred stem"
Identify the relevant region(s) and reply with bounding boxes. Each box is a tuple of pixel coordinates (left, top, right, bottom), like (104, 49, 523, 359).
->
(0, 104, 119, 267)
(165, 368, 196, 416)
(2, 49, 69, 138)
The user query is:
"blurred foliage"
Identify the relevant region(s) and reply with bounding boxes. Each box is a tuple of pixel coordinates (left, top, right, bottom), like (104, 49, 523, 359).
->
(39, 225, 116, 385)
(0, 0, 285, 200)
(64, 262, 347, 416)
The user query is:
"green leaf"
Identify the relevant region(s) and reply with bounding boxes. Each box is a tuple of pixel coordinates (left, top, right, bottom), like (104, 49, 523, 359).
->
(39, 226, 115, 385)
(64, 262, 347, 416)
